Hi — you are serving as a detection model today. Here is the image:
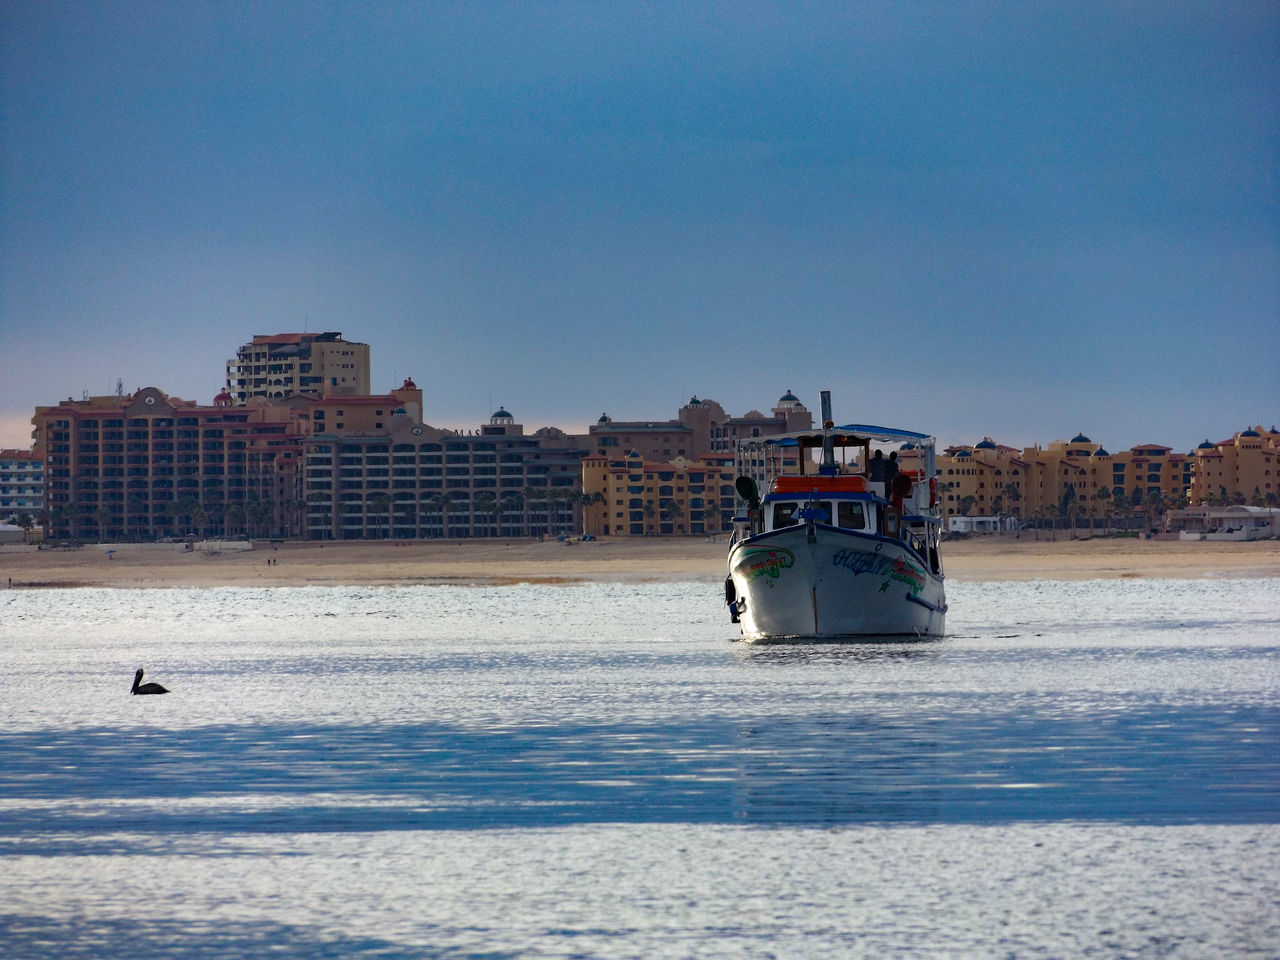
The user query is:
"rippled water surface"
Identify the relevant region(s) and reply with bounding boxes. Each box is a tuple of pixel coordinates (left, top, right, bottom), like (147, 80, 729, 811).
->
(2, 578, 1278, 957)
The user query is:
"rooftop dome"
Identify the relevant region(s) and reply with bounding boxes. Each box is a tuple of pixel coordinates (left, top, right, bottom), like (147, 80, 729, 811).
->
(778, 390, 800, 404)
(955, 450, 972, 458)
(1241, 428, 1261, 437)
(1198, 439, 1216, 449)
(598, 412, 611, 423)
(491, 407, 512, 420)
(1093, 447, 1110, 457)
(975, 437, 997, 449)
(1070, 433, 1092, 444)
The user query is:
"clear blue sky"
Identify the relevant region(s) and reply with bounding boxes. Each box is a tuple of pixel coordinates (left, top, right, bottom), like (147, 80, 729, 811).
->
(2, 1, 1276, 453)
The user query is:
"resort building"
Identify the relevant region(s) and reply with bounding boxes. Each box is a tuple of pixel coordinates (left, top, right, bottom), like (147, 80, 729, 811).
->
(300, 407, 589, 540)
(225, 332, 371, 404)
(1190, 426, 1279, 505)
(580, 452, 738, 537)
(935, 434, 1200, 528)
(33, 387, 308, 541)
(590, 391, 813, 462)
(0, 448, 43, 521)
(936, 426, 1277, 530)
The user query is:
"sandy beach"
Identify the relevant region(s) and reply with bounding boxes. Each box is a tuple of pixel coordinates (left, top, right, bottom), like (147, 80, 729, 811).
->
(2, 535, 1277, 590)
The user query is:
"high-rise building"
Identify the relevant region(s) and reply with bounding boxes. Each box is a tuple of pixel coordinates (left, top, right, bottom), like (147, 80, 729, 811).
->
(33, 388, 307, 541)
(226, 332, 370, 404)
(299, 407, 588, 540)
(0, 448, 43, 520)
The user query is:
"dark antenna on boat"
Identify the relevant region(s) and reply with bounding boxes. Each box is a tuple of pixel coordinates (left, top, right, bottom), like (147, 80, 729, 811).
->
(819, 390, 837, 475)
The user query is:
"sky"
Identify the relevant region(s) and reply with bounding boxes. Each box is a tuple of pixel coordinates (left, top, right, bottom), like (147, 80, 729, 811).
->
(2, 1, 1276, 454)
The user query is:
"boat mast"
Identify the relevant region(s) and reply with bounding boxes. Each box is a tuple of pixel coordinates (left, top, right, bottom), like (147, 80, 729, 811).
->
(819, 390, 836, 476)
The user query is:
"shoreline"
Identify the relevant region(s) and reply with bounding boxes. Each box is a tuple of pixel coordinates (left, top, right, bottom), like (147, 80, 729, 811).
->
(2, 535, 1277, 590)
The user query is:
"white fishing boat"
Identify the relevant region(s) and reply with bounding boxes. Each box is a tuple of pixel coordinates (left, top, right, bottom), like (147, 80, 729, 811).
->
(726, 391, 946, 641)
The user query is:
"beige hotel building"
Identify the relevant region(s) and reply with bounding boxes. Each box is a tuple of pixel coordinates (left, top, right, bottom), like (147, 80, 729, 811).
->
(937, 426, 1278, 527)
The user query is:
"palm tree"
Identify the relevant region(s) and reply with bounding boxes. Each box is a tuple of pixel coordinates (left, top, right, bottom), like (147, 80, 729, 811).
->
(186, 501, 207, 538)
(703, 498, 723, 538)
(579, 490, 606, 537)
(1001, 482, 1021, 524)
(245, 497, 274, 538)
(94, 506, 111, 543)
(16, 513, 35, 544)
(473, 491, 498, 538)
(173, 495, 200, 536)
(1144, 490, 1168, 532)
(1109, 489, 1129, 532)
(550, 490, 574, 536)
(659, 497, 684, 534)
(369, 492, 391, 539)
(393, 495, 417, 539)
(523, 485, 542, 537)
(1094, 486, 1112, 535)
(427, 491, 452, 538)
(501, 491, 523, 538)
(227, 502, 248, 538)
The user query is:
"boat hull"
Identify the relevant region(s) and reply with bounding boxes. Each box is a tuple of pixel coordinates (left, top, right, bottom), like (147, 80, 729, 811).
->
(728, 526, 946, 641)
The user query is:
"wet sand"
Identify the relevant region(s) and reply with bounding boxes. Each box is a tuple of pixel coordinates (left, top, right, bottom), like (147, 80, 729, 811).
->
(2, 535, 1277, 589)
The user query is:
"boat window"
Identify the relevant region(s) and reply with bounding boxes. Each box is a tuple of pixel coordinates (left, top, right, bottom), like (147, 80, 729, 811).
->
(772, 502, 799, 528)
(837, 501, 867, 529)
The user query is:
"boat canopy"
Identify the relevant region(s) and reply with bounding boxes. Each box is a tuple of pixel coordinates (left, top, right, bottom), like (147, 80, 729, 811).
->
(743, 424, 934, 448)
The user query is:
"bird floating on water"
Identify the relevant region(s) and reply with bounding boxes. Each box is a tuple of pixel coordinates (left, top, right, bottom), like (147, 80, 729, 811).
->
(131, 668, 168, 695)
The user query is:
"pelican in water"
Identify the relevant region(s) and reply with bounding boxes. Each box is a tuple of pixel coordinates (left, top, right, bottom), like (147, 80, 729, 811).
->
(131, 668, 169, 695)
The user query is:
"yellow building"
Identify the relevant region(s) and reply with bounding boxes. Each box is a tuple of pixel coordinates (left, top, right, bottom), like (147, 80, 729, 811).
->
(581, 452, 738, 537)
(1190, 427, 1279, 505)
(938, 433, 1200, 528)
(226, 331, 370, 404)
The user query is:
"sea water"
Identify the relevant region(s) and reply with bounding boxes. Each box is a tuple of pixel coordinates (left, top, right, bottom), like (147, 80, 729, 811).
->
(1, 577, 1277, 958)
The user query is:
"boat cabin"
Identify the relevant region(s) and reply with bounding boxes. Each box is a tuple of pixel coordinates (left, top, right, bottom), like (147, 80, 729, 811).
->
(731, 465, 937, 569)
(762, 475, 875, 534)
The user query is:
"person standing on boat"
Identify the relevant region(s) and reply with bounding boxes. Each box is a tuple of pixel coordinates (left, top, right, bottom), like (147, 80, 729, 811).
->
(885, 451, 900, 489)
(868, 450, 887, 485)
